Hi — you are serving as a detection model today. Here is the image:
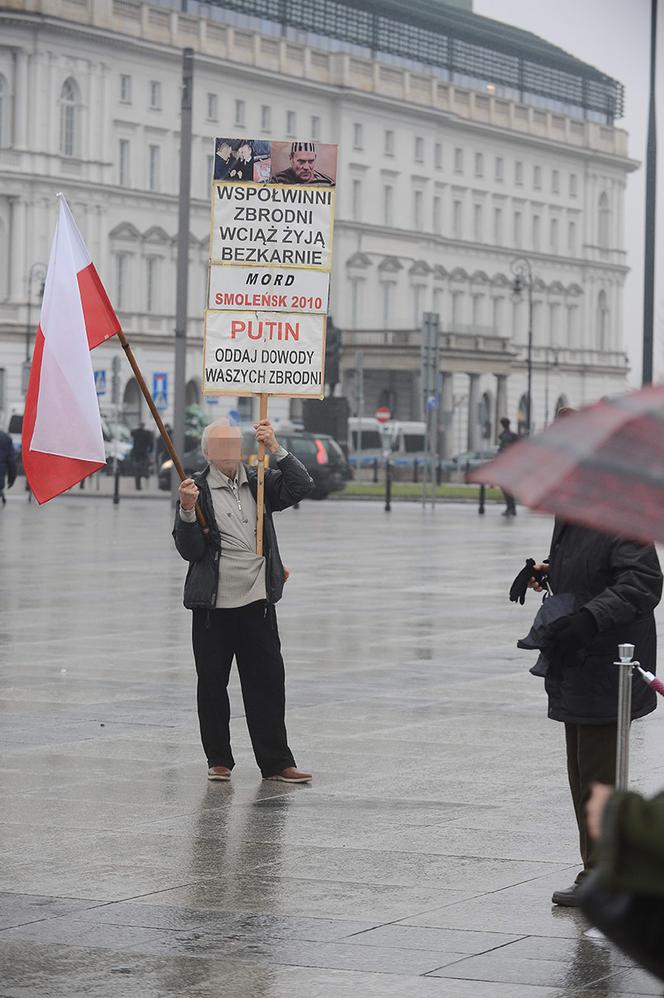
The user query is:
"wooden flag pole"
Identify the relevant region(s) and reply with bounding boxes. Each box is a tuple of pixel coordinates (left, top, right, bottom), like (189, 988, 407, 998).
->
(256, 393, 268, 555)
(116, 327, 208, 532)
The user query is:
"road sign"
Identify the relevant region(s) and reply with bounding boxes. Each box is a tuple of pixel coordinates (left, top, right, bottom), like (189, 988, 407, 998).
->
(427, 395, 439, 411)
(227, 409, 241, 425)
(375, 406, 391, 423)
(152, 372, 168, 411)
(94, 369, 106, 396)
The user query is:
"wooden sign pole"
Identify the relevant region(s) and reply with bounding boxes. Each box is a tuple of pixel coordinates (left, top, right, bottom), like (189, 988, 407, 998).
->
(256, 393, 268, 556)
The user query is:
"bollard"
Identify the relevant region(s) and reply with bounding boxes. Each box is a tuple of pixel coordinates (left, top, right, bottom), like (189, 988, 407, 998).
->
(413, 459, 418, 484)
(478, 483, 485, 515)
(373, 458, 379, 484)
(113, 455, 120, 506)
(384, 456, 392, 512)
(614, 643, 635, 790)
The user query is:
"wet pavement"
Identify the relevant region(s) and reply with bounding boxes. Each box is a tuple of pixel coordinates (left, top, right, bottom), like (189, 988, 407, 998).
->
(1, 492, 663, 997)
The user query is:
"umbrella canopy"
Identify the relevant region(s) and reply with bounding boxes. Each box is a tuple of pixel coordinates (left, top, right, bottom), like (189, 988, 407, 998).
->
(470, 385, 664, 545)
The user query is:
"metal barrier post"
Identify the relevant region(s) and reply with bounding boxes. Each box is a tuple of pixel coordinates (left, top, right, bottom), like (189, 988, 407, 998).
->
(478, 483, 485, 515)
(615, 643, 635, 790)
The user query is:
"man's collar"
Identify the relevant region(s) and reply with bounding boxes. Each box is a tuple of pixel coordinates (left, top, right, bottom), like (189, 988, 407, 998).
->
(208, 462, 247, 489)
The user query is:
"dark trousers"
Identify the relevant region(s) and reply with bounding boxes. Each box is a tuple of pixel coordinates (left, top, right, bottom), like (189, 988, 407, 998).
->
(501, 488, 516, 514)
(565, 722, 617, 874)
(192, 602, 296, 777)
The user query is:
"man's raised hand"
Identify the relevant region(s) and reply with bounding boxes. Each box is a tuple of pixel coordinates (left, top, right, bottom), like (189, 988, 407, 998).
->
(179, 478, 199, 511)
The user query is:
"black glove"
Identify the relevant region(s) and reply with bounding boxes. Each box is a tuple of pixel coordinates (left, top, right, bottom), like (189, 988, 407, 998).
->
(510, 558, 536, 605)
(548, 609, 597, 654)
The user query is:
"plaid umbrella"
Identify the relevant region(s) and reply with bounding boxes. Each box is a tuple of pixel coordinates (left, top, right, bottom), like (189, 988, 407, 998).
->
(469, 385, 664, 545)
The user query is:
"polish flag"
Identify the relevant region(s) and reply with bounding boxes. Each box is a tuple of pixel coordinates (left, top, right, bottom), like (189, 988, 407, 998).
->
(22, 195, 120, 504)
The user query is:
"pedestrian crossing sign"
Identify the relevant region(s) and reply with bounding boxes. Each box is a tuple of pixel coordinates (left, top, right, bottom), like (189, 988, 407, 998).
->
(152, 372, 168, 411)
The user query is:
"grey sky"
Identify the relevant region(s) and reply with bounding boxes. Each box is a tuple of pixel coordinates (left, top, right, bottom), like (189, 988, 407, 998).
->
(474, 0, 661, 384)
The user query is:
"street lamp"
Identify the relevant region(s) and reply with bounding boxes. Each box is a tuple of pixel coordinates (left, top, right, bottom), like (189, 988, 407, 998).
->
(23, 263, 47, 394)
(544, 345, 560, 427)
(511, 256, 534, 435)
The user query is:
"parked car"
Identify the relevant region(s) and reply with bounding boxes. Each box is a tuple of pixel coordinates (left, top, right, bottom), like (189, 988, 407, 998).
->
(158, 428, 348, 500)
(441, 447, 498, 475)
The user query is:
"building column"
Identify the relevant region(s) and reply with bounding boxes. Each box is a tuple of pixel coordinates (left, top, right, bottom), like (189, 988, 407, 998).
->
(440, 371, 454, 458)
(467, 372, 480, 451)
(495, 373, 508, 436)
(13, 48, 29, 149)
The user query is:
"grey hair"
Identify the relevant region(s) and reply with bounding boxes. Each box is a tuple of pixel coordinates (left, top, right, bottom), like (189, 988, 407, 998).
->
(201, 417, 237, 459)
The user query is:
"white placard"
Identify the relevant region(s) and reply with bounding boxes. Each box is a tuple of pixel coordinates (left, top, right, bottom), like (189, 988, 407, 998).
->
(203, 310, 325, 398)
(211, 183, 334, 270)
(208, 266, 329, 313)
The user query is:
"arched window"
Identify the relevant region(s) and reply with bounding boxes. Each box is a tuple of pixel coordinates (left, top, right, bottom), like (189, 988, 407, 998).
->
(60, 78, 79, 157)
(598, 192, 611, 250)
(123, 378, 142, 428)
(0, 75, 7, 148)
(597, 290, 609, 351)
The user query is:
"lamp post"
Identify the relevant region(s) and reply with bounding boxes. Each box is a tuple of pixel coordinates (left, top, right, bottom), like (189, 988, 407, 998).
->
(511, 256, 534, 435)
(544, 345, 560, 427)
(23, 263, 47, 394)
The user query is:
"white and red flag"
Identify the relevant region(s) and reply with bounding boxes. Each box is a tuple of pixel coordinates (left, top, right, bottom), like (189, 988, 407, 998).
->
(22, 194, 120, 504)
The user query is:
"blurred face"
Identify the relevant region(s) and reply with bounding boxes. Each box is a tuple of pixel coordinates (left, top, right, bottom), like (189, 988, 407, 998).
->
(291, 151, 316, 182)
(217, 142, 232, 162)
(207, 425, 241, 477)
(237, 143, 252, 162)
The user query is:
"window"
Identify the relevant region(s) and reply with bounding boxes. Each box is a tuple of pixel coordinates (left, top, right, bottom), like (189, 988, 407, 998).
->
(413, 190, 423, 229)
(473, 203, 483, 242)
(597, 290, 609, 350)
(513, 210, 522, 247)
(115, 253, 128, 310)
(415, 136, 424, 162)
(532, 214, 541, 251)
(550, 218, 559, 253)
(568, 220, 577, 255)
(148, 144, 160, 192)
(206, 154, 214, 189)
(472, 294, 482, 326)
(569, 173, 578, 197)
(454, 147, 463, 173)
(552, 169, 560, 194)
(474, 152, 484, 178)
(261, 105, 271, 132)
(351, 278, 363, 326)
(235, 99, 245, 127)
(353, 123, 363, 149)
(567, 306, 579, 347)
(453, 199, 463, 239)
(60, 77, 79, 157)
(352, 179, 362, 220)
(451, 291, 463, 326)
(383, 184, 393, 226)
(492, 297, 503, 334)
(495, 156, 504, 181)
(433, 195, 442, 234)
(598, 192, 611, 249)
(311, 115, 320, 140)
(385, 129, 394, 156)
(382, 282, 392, 324)
(412, 285, 424, 326)
(149, 81, 161, 110)
(434, 142, 442, 169)
(119, 74, 131, 103)
(533, 165, 542, 189)
(146, 257, 160, 312)
(118, 138, 130, 186)
(286, 110, 296, 136)
(206, 93, 218, 121)
(493, 207, 503, 245)
(514, 160, 523, 185)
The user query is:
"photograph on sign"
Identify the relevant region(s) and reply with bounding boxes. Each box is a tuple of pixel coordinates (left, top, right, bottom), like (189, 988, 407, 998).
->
(211, 182, 334, 270)
(270, 142, 336, 186)
(203, 310, 326, 399)
(214, 138, 272, 183)
(208, 266, 329, 313)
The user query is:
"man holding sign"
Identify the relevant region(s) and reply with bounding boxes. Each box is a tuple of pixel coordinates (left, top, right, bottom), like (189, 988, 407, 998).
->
(173, 417, 313, 783)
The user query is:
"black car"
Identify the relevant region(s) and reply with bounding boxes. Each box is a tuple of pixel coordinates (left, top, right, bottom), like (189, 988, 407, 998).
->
(158, 429, 349, 500)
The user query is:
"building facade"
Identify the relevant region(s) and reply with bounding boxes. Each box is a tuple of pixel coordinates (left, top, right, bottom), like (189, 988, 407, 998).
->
(0, 0, 634, 452)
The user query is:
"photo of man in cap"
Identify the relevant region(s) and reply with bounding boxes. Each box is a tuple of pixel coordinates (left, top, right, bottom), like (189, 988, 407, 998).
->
(271, 142, 335, 186)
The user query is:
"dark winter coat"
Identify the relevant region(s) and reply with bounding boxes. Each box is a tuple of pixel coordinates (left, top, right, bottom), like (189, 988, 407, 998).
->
(544, 520, 662, 724)
(0, 430, 17, 492)
(172, 455, 313, 609)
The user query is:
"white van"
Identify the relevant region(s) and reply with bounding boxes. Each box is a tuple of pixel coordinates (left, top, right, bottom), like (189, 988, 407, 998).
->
(347, 417, 386, 467)
(388, 421, 427, 463)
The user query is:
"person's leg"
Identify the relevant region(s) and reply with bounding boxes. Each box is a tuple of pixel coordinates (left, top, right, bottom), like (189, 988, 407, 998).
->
(501, 488, 516, 515)
(564, 722, 586, 871)
(192, 608, 237, 769)
(235, 602, 296, 777)
(575, 723, 617, 870)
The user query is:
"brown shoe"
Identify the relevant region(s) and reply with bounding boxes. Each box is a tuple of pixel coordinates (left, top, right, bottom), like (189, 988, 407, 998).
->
(207, 765, 232, 781)
(265, 767, 312, 784)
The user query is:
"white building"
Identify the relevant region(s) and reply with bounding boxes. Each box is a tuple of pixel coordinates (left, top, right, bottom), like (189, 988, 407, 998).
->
(0, 0, 634, 452)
